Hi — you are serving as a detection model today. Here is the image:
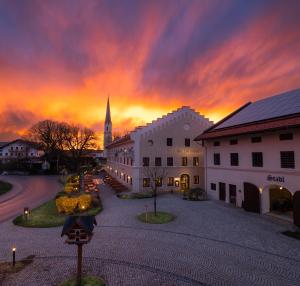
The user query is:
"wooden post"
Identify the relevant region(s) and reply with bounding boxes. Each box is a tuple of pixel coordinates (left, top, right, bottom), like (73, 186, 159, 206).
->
(77, 244, 83, 286)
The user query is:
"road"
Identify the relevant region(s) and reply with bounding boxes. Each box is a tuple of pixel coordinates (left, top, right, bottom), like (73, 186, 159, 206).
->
(0, 175, 61, 223)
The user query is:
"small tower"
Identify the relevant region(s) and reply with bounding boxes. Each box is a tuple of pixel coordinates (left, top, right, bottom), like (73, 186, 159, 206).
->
(104, 97, 112, 149)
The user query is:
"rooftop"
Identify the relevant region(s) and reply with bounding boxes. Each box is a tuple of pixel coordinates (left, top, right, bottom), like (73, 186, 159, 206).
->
(215, 88, 300, 129)
(195, 88, 300, 140)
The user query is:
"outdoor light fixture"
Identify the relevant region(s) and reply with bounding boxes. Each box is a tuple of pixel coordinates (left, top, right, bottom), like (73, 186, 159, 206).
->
(12, 247, 16, 267)
(175, 180, 179, 187)
(280, 186, 283, 190)
(24, 207, 30, 220)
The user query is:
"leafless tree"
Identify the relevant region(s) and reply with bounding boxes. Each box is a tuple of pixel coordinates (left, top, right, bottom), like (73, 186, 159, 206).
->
(63, 125, 97, 171)
(143, 166, 167, 216)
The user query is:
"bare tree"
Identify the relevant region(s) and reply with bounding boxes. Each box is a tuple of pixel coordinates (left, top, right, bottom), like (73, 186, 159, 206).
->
(63, 125, 97, 171)
(143, 166, 167, 216)
(26, 120, 66, 169)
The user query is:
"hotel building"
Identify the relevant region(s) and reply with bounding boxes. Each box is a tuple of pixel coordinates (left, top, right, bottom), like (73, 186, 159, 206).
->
(105, 106, 213, 193)
(195, 89, 300, 227)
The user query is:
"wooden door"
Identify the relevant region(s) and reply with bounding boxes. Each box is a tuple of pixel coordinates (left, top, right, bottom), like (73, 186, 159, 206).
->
(229, 184, 237, 205)
(293, 191, 300, 227)
(219, 182, 226, 201)
(243, 182, 260, 213)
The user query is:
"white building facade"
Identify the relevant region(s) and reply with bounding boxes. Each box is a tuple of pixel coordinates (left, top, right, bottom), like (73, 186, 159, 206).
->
(106, 107, 213, 193)
(195, 89, 300, 227)
(0, 139, 44, 163)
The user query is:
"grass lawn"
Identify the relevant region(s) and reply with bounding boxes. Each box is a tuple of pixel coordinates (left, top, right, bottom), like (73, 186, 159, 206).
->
(0, 180, 13, 196)
(13, 199, 102, 228)
(137, 211, 175, 224)
(282, 231, 300, 241)
(117, 191, 153, 199)
(60, 275, 105, 286)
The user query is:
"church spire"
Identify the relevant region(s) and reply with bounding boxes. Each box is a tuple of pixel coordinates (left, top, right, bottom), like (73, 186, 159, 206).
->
(104, 96, 112, 149)
(105, 97, 111, 124)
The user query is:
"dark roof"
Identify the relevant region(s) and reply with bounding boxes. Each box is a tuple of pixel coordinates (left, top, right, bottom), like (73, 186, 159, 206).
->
(215, 88, 300, 129)
(0, 142, 9, 148)
(105, 97, 111, 124)
(0, 139, 41, 149)
(106, 134, 133, 149)
(195, 88, 300, 141)
(61, 216, 97, 236)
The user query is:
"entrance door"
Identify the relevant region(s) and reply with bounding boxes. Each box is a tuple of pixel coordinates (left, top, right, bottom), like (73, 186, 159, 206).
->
(180, 174, 190, 191)
(243, 182, 260, 213)
(229, 184, 237, 205)
(293, 191, 300, 227)
(219, 182, 226, 201)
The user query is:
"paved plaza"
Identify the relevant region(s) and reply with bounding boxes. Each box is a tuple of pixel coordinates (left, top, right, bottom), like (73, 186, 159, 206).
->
(1, 181, 300, 285)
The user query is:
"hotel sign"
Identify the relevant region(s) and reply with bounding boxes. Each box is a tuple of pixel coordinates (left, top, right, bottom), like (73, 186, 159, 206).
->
(267, 175, 285, 183)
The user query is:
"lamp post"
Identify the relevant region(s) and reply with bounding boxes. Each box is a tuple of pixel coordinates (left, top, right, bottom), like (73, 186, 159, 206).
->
(12, 247, 16, 267)
(24, 207, 29, 221)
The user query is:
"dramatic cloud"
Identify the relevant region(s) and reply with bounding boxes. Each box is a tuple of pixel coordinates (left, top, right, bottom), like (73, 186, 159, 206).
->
(0, 0, 299, 146)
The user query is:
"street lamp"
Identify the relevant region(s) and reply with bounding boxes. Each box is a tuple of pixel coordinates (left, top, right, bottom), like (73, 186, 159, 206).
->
(12, 247, 16, 267)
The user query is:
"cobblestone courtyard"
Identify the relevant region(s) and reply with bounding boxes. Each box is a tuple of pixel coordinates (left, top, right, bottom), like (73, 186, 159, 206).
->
(1, 182, 300, 285)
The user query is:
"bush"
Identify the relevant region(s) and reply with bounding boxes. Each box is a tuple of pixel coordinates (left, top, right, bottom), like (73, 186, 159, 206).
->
(55, 194, 92, 214)
(184, 188, 206, 201)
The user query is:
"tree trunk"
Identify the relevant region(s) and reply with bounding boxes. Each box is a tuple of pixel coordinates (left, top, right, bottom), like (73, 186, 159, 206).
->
(154, 188, 157, 216)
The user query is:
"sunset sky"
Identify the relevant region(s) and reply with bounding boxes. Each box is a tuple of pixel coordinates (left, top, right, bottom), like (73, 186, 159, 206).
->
(0, 0, 300, 147)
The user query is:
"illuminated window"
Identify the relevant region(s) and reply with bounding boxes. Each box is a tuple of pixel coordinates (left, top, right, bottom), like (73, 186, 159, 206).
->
(193, 157, 199, 166)
(167, 177, 174, 186)
(182, 157, 188, 166)
(143, 178, 150, 187)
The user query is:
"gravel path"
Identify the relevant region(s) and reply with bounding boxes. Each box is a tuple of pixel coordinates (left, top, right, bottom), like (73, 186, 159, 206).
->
(1, 181, 300, 286)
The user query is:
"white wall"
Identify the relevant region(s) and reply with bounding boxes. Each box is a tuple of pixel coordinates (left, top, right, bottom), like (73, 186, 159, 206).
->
(204, 128, 300, 212)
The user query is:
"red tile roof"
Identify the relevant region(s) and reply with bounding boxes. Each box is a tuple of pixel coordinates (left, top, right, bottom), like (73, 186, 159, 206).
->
(195, 114, 300, 140)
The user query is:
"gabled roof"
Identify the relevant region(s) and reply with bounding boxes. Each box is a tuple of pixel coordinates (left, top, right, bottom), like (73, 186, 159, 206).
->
(61, 216, 97, 236)
(0, 142, 9, 148)
(195, 88, 300, 140)
(0, 139, 41, 150)
(106, 134, 133, 149)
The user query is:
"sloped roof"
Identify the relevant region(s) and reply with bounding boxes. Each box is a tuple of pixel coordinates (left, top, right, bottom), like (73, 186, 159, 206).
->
(61, 216, 97, 236)
(215, 88, 300, 129)
(0, 139, 41, 149)
(195, 88, 300, 140)
(106, 134, 133, 149)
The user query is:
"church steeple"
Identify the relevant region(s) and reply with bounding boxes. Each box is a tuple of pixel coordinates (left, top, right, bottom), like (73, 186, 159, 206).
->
(105, 97, 111, 124)
(104, 97, 112, 149)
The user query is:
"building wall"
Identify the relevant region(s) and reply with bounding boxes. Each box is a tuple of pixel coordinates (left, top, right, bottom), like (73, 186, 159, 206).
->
(106, 109, 212, 192)
(204, 128, 300, 213)
(0, 141, 44, 163)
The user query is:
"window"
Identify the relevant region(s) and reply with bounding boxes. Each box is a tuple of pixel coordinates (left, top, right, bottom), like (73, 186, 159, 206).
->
(230, 139, 238, 145)
(280, 151, 295, 168)
(182, 157, 188, 166)
(194, 175, 200, 184)
(155, 177, 162, 187)
(230, 153, 239, 166)
(213, 141, 220, 146)
(213, 153, 220, 165)
(279, 133, 293, 140)
(211, 183, 216, 190)
(167, 157, 173, 166)
(143, 178, 150, 187)
(155, 157, 162, 166)
(143, 157, 149, 166)
(252, 152, 263, 167)
(167, 138, 173, 146)
(193, 157, 199, 166)
(167, 177, 174, 186)
(130, 177, 132, 185)
(185, 138, 190, 147)
(16, 147, 18, 150)
(251, 136, 262, 143)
